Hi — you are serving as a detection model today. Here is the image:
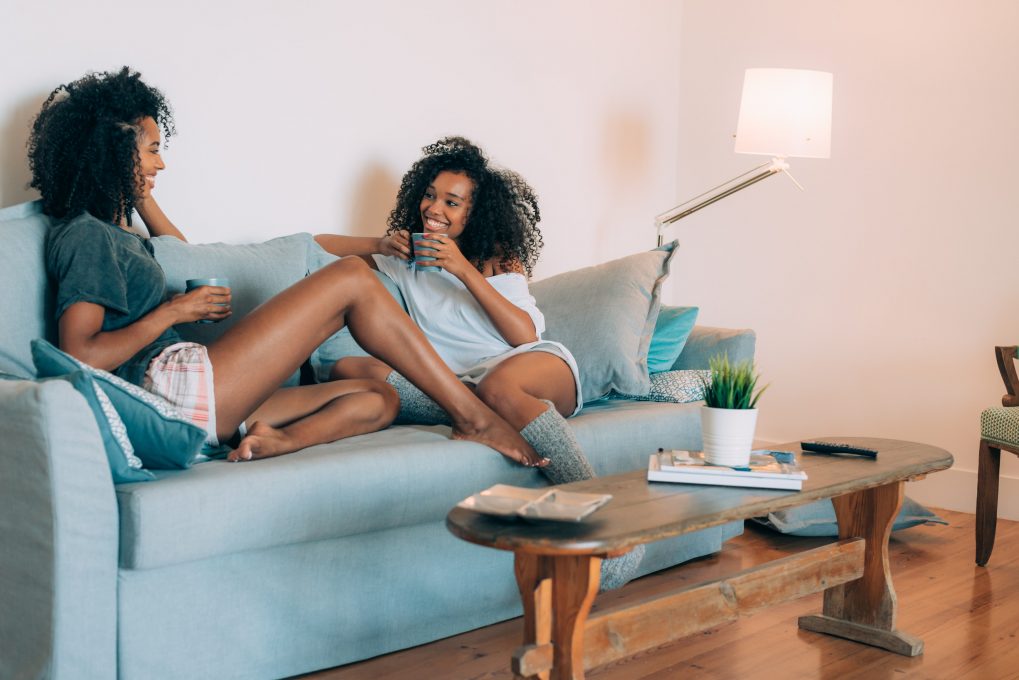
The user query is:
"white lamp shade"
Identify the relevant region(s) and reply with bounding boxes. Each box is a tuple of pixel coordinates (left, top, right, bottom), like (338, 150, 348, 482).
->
(734, 68, 832, 159)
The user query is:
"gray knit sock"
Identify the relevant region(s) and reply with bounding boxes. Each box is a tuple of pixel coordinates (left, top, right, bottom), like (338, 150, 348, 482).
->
(386, 371, 451, 426)
(520, 400, 595, 485)
(599, 546, 645, 591)
(519, 401, 643, 590)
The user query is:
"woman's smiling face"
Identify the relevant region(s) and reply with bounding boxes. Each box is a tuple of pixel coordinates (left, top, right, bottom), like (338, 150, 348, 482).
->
(135, 116, 164, 199)
(419, 170, 473, 240)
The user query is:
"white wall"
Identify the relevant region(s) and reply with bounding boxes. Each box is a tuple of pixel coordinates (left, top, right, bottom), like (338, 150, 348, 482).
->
(0, 0, 683, 278)
(6, 1, 1015, 517)
(675, 0, 1019, 516)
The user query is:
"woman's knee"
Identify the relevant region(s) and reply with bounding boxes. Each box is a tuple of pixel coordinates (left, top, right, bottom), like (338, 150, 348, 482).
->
(368, 380, 400, 426)
(324, 256, 380, 292)
(475, 376, 522, 415)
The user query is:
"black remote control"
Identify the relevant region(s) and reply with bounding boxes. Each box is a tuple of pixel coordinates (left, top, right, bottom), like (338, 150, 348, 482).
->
(800, 441, 878, 458)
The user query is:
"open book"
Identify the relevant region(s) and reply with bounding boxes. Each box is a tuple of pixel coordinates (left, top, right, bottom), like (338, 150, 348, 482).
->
(648, 449, 807, 491)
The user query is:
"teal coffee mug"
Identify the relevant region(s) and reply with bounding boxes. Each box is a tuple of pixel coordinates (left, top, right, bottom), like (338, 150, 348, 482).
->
(411, 233, 441, 272)
(185, 277, 231, 324)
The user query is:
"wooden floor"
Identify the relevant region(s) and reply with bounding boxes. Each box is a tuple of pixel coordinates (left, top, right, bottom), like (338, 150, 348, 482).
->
(304, 509, 1019, 680)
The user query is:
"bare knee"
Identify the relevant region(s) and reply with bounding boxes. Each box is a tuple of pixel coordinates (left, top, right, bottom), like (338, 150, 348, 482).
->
(325, 256, 383, 296)
(330, 356, 392, 381)
(475, 377, 524, 418)
(366, 380, 400, 428)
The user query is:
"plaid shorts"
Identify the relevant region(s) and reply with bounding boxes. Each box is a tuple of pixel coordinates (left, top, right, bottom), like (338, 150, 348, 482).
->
(143, 342, 219, 446)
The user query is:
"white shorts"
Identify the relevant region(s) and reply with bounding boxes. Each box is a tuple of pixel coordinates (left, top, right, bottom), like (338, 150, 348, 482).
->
(458, 340, 583, 417)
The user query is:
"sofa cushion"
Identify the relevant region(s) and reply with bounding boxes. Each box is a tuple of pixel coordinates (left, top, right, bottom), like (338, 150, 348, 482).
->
(530, 242, 677, 403)
(152, 233, 319, 387)
(115, 398, 704, 569)
(0, 201, 57, 378)
(32, 339, 206, 471)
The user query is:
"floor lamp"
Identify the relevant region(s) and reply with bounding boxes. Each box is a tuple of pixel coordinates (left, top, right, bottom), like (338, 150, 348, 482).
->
(656, 68, 833, 246)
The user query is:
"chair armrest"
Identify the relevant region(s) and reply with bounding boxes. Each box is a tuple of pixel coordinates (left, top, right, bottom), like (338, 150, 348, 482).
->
(996, 346, 1019, 406)
(0, 379, 118, 679)
(672, 326, 757, 371)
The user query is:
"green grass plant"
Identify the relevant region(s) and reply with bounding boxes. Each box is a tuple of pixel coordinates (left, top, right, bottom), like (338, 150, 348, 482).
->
(701, 353, 767, 409)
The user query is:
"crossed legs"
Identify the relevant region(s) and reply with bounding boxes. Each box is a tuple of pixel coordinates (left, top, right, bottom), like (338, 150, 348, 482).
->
(203, 256, 539, 464)
(331, 350, 577, 429)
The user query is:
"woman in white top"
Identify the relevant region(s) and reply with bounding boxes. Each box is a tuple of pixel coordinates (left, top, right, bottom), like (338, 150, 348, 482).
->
(316, 137, 595, 486)
(316, 138, 644, 587)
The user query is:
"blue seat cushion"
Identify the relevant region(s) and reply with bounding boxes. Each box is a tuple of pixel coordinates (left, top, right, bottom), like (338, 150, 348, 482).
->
(116, 399, 705, 569)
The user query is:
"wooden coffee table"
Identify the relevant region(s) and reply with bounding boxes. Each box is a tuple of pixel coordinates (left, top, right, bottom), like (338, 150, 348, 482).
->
(446, 437, 953, 680)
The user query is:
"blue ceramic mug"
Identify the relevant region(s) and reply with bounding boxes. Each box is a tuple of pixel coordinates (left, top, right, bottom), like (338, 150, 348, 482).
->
(185, 277, 231, 324)
(411, 233, 441, 272)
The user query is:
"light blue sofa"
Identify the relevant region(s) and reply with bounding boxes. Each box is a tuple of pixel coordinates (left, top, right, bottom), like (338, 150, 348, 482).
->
(0, 200, 756, 680)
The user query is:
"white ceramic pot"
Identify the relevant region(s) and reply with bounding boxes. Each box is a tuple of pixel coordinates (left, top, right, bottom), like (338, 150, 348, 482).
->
(700, 406, 758, 467)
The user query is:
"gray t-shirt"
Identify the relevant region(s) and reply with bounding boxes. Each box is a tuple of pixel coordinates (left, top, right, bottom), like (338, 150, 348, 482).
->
(45, 212, 183, 386)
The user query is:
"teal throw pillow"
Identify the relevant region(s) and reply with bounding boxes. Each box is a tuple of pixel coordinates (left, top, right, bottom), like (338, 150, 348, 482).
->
(31, 339, 206, 470)
(752, 496, 948, 536)
(308, 246, 409, 382)
(530, 242, 678, 403)
(647, 306, 699, 373)
(609, 369, 709, 404)
(0, 369, 154, 483)
(152, 233, 318, 387)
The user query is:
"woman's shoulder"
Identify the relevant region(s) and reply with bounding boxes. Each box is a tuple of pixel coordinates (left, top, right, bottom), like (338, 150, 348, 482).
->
(50, 212, 117, 242)
(46, 212, 124, 265)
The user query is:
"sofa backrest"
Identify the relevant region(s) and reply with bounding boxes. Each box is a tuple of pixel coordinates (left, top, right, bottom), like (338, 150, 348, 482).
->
(0, 201, 57, 378)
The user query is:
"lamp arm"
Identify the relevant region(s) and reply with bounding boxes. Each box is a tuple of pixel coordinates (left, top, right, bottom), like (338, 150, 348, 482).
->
(655, 157, 796, 247)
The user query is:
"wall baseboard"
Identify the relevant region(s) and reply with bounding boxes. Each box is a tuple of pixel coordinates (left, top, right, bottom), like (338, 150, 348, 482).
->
(907, 468, 1019, 521)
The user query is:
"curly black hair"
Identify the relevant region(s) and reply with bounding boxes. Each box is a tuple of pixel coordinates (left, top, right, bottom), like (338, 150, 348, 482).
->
(386, 136, 544, 277)
(27, 66, 175, 226)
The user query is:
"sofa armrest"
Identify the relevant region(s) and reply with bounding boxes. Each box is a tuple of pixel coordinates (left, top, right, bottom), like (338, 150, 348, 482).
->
(0, 379, 118, 679)
(672, 325, 756, 370)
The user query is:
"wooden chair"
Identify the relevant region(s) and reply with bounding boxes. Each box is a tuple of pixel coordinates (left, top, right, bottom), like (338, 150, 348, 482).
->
(976, 345, 1019, 566)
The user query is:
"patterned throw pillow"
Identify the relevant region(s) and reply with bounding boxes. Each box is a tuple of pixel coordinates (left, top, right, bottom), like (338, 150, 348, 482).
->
(0, 369, 154, 484)
(31, 339, 206, 470)
(609, 369, 710, 404)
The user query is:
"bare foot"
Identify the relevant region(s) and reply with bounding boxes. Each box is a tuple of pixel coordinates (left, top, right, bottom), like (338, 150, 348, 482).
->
(451, 409, 548, 468)
(229, 421, 301, 462)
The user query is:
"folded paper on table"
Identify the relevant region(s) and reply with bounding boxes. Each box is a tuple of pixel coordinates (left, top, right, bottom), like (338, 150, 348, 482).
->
(457, 483, 612, 522)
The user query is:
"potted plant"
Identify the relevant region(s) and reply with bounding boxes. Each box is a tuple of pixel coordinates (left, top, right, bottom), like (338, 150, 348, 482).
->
(699, 354, 768, 467)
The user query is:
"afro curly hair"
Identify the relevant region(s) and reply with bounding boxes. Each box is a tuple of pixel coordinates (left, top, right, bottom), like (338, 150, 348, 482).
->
(386, 136, 544, 277)
(27, 66, 175, 226)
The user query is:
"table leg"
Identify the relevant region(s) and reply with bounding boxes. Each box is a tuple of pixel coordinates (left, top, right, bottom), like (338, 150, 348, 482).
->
(798, 481, 924, 656)
(551, 555, 601, 680)
(514, 553, 553, 680)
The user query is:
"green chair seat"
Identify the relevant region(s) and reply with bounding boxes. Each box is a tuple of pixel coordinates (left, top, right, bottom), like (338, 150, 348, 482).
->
(981, 407, 1019, 446)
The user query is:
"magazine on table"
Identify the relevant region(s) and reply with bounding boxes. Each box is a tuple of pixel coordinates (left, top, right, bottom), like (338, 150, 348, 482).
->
(647, 449, 807, 491)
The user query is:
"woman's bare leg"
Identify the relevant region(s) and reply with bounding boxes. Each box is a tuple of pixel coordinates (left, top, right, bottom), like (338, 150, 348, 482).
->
(474, 352, 578, 430)
(330, 356, 393, 382)
(227, 379, 398, 462)
(205, 257, 541, 465)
